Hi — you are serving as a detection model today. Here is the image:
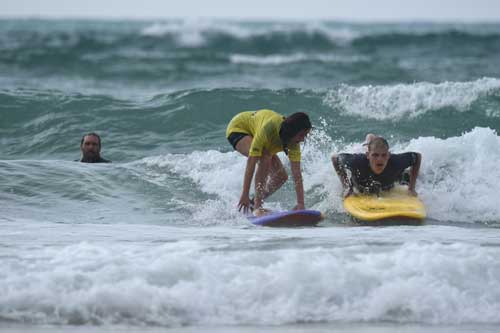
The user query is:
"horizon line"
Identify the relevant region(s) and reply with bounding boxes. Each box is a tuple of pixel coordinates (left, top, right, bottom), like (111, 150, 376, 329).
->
(1, 14, 500, 24)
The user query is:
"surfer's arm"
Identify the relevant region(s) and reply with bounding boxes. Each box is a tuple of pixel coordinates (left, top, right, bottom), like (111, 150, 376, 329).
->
(332, 154, 352, 191)
(290, 161, 305, 210)
(408, 153, 421, 195)
(239, 156, 258, 212)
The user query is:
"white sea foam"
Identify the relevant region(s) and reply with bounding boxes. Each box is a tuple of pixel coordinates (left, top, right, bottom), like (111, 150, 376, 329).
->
(144, 150, 243, 202)
(1, 239, 499, 326)
(141, 20, 360, 46)
(142, 151, 248, 225)
(404, 127, 500, 222)
(229, 53, 369, 66)
(142, 20, 247, 47)
(324, 78, 500, 120)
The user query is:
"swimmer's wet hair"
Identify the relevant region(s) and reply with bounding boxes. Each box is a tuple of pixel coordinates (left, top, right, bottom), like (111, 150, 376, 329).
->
(80, 132, 102, 147)
(367, 137, 389, 151)
(279, 112, 312, 155)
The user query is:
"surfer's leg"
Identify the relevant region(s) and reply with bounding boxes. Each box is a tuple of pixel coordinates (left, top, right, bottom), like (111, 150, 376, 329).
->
(261, 154, 288, 200)
(254, 153, 272, 207)
(234, 135, 253, 156)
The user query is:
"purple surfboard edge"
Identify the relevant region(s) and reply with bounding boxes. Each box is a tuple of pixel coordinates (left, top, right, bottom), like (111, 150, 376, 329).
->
(248, 209, 322, 226)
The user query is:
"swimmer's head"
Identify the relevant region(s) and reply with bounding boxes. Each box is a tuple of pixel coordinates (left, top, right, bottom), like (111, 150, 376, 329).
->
(80, 132, 102, 160)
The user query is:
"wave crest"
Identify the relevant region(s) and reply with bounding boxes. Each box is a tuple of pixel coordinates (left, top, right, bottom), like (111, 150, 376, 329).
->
(324, 78, 500, 120)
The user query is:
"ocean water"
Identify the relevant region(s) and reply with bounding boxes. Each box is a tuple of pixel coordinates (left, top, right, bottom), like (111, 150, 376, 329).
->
(1, 19, 500, 332)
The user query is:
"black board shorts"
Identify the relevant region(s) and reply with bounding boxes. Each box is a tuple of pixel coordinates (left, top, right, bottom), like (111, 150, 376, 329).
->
(227, 132, 249, 150)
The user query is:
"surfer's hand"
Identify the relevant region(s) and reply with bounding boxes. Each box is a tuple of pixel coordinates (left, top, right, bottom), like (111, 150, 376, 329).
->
(343, 187, 353, 198)
(238, 194, 251, 213)
(293, 203, 305, 210)
(408, 189, 418, 196)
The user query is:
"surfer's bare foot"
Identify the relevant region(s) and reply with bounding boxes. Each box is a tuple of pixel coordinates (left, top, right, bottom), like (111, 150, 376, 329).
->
(293, 203, 305, 210)
(254, 207, 271, 217)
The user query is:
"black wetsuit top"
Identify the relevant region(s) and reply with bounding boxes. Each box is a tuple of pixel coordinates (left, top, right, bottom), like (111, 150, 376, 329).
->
(76, 157, 111, 163)
(337, 152, 418, 193)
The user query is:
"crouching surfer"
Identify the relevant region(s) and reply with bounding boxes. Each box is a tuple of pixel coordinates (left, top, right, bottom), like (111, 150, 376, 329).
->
(226, 109, 312, 216)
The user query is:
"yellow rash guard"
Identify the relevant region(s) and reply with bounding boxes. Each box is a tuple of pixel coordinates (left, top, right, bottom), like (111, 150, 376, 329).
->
(226, 109, 301, 162)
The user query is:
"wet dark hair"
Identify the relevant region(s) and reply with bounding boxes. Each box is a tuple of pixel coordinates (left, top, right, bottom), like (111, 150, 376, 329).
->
(80, 132, 102, 147)
(367, 137, 389, 151)
(279, 112, 312, 155)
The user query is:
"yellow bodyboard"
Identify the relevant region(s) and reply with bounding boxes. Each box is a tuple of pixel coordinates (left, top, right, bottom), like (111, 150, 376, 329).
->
(343, 186, 426, 221)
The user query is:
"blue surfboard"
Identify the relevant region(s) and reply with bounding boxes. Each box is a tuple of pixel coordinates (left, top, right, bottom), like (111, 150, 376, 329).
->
(248, 209, 323, 227)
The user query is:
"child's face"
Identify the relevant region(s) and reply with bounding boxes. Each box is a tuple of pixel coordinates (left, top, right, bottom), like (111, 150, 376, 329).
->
(366, 146, 390, 175)
(290, 128, 311, 144)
